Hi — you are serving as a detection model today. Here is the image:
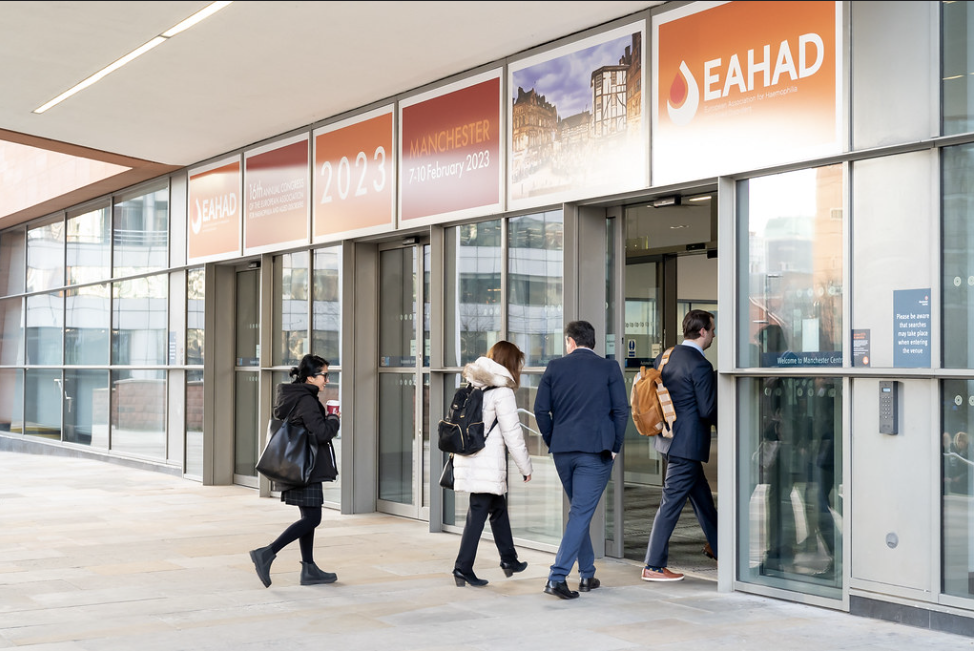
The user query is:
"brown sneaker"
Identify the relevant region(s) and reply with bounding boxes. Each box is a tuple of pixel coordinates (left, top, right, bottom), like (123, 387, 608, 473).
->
(641, 566, 684, 582)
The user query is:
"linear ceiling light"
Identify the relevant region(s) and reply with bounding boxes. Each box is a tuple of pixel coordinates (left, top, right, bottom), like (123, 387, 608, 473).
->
(34, 1, 233, 114)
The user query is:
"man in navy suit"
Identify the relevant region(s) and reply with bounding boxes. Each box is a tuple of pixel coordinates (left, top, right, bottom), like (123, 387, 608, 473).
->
(642, 309, 718, 581)
(534, 320, 629, 599)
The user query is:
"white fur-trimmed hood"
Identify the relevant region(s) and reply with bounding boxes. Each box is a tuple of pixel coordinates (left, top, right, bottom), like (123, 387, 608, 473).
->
(462, 356, 515, 389)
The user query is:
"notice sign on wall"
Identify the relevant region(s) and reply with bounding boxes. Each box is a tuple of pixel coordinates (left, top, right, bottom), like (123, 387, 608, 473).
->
(398, 69, 503, 226)
(244, 134, 310, 255)
(893, 288, 931, 368)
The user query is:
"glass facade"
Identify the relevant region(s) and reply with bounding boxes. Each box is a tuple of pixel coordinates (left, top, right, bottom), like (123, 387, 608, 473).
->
(736, 166, 845, 598)
(0, 184, 175, 461)
(738, 376, 842, 599)
(6, 3, 974, 629)
(737, 166, 844, 369)
(508, 210, 563, 367)
(442, 211, 564, 546)
(943, 379, 974, 599)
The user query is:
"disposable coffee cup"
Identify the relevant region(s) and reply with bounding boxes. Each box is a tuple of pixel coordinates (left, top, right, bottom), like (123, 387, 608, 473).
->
(325, 400, 340, 416)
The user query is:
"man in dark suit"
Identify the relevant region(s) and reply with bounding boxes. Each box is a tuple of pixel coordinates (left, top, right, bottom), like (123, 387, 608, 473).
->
(534, 320, 629, 599)
(642, 309, 718, 582)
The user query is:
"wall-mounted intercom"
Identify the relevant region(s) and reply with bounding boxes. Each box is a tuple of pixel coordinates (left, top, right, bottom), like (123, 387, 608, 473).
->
(879, 380, 899, 435)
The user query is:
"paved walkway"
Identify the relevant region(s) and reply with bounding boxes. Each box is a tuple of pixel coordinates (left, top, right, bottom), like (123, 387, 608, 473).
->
(1, 450, 971, 650)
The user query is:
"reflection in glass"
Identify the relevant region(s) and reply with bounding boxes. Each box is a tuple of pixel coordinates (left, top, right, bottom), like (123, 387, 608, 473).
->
(421, 373, 430, 507)
(111, 369, 166, 459)
(234, 371, 258, 476)
(509, 210, 563, 367)
(379, 248, 416, 367)
(112, 275, 167, 366)
(0, 297, 24, 366)
(186, 370, 204, 478)
(63, 369, 109, 448)
(320, 370, 342, 506)
(274, 251, 309, 367)
(0, 227, 26, 297)
(26, 217, 64, 293)
(423, 245, 430, 367)
(943, 1, 974, 136)
(25, 368, 61, 440)
(66, 205, 111, 285)
(943, 146, 974, 368)
(942, 379, 974, 598)
(113, 185, 168, 277)
(0, 368, 23, 433)
(312, 247, 341, 365)
(738, 376, 842, 598)
(446, 371, 562, 546)
(444, 221, 502, 368)
(378, 372, 414, 504)
(235, 269, 260, 367)
(65, 283, 109, 365)
(737, 166, 843, 368)
(26, 291, 63, 365)
(510, 372, 561, 546)
(186, 268, 205, 366)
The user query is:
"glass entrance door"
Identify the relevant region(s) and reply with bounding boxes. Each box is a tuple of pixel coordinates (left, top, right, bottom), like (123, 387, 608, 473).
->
(376, 242, 431, 520)
(233, 266, 260, 488)
(615, 193, 719, 576)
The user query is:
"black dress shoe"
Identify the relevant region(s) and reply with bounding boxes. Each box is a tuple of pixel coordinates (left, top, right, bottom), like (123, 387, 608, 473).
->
(578, 577, 601, 592)
(500, 560, 528, 577)
(453, 568, 488, 587)
(544, 579, 579, 599)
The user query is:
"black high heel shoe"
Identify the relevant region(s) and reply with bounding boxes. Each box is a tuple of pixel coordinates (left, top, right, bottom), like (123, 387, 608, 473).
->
(453, 568, 488, 587)
(500, 560, 527, 577)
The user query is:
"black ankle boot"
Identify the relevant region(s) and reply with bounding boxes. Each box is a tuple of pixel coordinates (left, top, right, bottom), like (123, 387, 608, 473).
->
(453, 568, 488, 586)
(249, 545, 276, 588)
(300, 561, 337, 585)
(500, 560, 527, 577)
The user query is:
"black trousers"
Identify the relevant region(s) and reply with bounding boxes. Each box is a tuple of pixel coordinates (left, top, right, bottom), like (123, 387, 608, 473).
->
(454, 492, 518, 572)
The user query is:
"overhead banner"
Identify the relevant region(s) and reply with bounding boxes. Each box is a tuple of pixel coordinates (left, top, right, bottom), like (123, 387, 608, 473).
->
(398, 69, 503, 226)
(313, 105, 396, 243)
(509, 22, 647, 210)
(244, 134, 310, 255)
(187, 156, 241, 264)
(653, 1, 841, 185)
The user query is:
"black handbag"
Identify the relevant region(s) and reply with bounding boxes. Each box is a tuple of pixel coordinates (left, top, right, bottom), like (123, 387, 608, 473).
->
(256, 406, 317, 486)
(438, 454, 455, 490)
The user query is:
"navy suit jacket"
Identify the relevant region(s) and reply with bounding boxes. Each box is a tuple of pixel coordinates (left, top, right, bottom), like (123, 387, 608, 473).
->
(653, 343, 717, 462)
(534, 348, 629, 455)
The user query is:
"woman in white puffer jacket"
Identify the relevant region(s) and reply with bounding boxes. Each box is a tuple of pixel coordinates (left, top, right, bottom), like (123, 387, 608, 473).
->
(452, 340, 533, 587)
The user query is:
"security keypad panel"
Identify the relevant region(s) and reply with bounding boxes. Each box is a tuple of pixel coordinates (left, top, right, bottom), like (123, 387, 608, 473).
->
(879, 380, 899, 435)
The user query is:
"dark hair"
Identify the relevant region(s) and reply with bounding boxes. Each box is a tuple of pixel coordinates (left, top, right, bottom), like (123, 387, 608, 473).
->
(565, 320, 596, 349)
(487, 340, 525, 387)
(683, 310, 715, 340)
(290, 354, 328, 384)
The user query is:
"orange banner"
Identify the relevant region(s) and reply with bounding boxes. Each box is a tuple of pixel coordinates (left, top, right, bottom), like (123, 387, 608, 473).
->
(313, 107, 395, 241)
(399, 71, 502, 224)
(187, 157, 241, 263)
(244, 135, 309, 253)
(653, 1, 840, 184)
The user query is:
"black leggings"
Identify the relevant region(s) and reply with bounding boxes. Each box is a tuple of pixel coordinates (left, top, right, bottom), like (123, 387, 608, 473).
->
(269, 506, 321, 563)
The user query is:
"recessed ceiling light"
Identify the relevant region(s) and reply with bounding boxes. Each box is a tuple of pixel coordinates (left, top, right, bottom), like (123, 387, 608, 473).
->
(34, 2, 233, 114)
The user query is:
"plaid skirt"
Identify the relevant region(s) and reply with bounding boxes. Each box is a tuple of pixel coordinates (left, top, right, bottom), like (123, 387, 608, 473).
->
(281, 482, 323, 507)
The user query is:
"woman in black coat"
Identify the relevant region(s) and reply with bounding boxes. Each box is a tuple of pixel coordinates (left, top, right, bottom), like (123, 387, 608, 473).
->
(249, 354, 340, 587)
